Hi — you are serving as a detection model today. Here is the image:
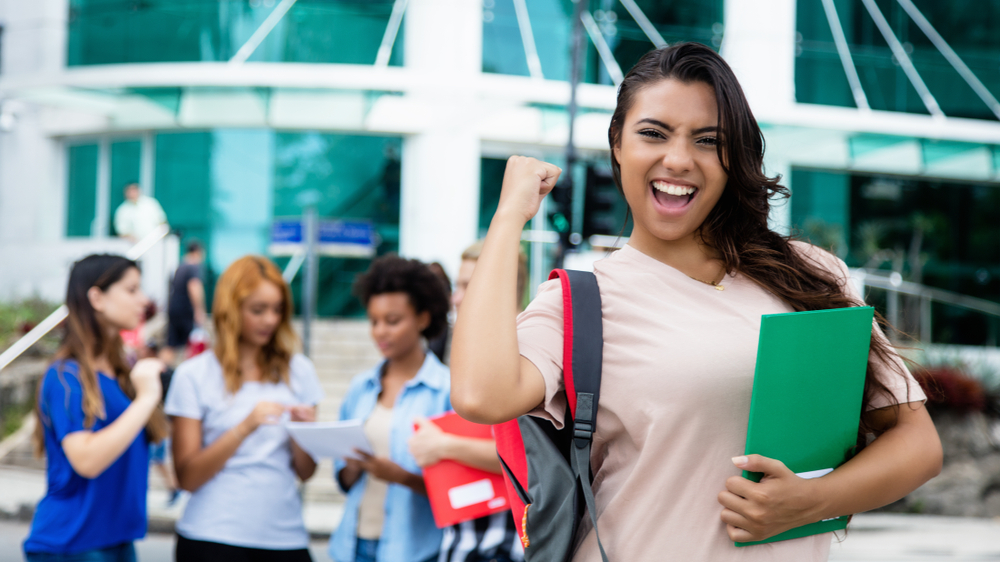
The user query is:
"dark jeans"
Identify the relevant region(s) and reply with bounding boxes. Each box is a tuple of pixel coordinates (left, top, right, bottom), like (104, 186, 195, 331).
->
(354, 538, 438, 562)
(25, 543, 136, 562)
(175, 535, 312, 562)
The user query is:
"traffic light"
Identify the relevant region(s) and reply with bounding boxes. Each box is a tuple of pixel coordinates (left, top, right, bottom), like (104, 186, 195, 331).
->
(547, 180, 575, 248)
(583, 165, 625, 238)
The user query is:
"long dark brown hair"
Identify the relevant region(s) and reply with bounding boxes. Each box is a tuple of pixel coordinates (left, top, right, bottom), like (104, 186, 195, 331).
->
(34, 254, 169, 456)
(608, 43, 914, 452)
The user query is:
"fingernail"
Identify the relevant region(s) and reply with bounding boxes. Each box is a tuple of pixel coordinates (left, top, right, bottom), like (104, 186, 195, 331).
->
(732, 456, 748, 467)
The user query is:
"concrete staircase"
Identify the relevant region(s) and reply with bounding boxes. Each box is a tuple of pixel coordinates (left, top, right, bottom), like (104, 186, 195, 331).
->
(298, 319, 382, 508)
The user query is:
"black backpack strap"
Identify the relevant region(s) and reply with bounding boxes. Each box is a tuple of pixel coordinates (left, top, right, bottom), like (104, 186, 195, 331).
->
(550, 269, 609, 562)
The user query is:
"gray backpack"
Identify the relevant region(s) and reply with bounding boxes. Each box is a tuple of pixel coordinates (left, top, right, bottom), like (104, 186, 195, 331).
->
(494, 269, 609, 562)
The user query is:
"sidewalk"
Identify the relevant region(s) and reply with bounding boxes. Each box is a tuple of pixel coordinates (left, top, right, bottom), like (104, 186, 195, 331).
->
(0, 464, 345, 538)
(3, 459, 999, 560)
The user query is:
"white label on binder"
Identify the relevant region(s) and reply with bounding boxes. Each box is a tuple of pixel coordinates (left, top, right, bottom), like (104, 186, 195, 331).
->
(448, 479, 495, 509)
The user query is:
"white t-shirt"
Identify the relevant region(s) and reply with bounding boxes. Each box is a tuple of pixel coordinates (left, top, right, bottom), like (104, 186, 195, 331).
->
(164, 351, 324, 549)
(113, 195, 167, 240)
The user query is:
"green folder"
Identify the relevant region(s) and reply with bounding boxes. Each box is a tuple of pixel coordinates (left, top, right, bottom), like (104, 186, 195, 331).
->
(735, 306, 874, 547)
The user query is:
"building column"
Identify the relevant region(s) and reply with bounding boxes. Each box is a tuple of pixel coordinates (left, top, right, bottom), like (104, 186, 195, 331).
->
(720, 0, 797, 235)
(399, 0, 483, 277)
(0, 0, 69, 244)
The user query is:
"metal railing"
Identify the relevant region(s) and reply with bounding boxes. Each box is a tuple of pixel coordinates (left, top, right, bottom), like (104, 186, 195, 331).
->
(851, 268, 1000, 344)
(0, 224, 171, 374)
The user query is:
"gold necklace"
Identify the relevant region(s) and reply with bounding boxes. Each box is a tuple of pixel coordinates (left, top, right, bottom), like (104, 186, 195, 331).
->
(686, 272, 726, 291)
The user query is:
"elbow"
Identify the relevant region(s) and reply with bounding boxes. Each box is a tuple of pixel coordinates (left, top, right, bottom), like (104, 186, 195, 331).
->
(451, 389, 510, 425)
(71, 461, 105, 480)
(174, 467, 202, 493)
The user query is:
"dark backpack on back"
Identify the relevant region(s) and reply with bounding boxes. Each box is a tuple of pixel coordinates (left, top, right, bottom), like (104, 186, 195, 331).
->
(493, 269, 609, 562)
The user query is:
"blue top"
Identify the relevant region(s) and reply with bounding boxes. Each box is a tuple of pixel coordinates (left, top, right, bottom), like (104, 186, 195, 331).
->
(24, 360, 149, 554)
(329, 352, 451, 562)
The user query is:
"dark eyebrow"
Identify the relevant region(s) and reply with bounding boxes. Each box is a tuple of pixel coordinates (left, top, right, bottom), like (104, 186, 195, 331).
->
(635, 118, 719, 136)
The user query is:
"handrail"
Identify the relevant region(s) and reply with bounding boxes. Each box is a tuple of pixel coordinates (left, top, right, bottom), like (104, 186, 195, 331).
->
(852, 268, 1000, 318)
(0, 224, 171, 374)
(281, 248, 307, 283)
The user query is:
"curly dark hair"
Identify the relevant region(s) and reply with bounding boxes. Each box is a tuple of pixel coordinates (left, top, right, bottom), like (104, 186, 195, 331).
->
(353, 255, 451, 340)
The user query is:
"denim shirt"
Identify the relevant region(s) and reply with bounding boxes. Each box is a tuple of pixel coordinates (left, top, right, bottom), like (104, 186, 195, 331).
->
(328, 352, 451, 562)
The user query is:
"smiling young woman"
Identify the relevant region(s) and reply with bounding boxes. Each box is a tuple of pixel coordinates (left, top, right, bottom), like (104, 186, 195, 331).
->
(450, 43, 942, 561)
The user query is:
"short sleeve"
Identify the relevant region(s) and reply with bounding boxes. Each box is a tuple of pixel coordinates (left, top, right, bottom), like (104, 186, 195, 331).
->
(516, 278, 569, 428)
(163, 362, 204, 420)
(40, 362, 87, 441)
(290, 355, 324, 406)
(793, 242, 927, 409)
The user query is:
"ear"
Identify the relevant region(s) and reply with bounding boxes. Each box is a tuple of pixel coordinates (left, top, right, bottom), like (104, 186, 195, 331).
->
(613, 144, 622, 164)
(417, 310, 431, 333)
(87, 286, 106, 313)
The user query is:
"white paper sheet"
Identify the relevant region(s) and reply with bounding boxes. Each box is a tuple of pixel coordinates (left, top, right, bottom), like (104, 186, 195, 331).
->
(285, 420, 373, 461)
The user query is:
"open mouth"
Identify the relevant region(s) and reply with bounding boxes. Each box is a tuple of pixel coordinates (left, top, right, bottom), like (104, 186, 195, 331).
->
(651, 179, 698, 210)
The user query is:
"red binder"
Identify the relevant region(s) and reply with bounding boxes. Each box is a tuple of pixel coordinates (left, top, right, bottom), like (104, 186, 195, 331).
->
(419, 411, 510, 528)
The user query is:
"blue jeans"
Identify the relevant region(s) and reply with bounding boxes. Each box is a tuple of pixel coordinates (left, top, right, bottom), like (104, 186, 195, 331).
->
(354, 539, 436, 562)
(25, 543, 136, 562)
(355, 538, 378, 562)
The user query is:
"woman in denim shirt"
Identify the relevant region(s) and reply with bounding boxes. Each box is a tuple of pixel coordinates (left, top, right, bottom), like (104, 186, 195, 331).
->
(329, 256, 452, 562)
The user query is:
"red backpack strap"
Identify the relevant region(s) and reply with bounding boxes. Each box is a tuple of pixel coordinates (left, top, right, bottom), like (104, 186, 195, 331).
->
(548, 269, 578, 417)
(548, 269, 603, 432)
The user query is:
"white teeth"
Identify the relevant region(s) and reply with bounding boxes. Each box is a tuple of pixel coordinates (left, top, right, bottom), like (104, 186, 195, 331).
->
(652, 180, 696, 196)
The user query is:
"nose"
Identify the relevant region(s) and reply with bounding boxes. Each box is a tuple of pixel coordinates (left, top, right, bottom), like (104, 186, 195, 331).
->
(661, 137, 694, 174)
(451, 289, 464, 312)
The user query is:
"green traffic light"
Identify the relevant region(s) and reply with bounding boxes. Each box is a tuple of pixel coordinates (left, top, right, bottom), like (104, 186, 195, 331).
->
(551, 213, 570, 233)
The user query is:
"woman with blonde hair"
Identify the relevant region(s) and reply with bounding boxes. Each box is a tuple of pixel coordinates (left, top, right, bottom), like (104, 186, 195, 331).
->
(24, 254, 168, 561)
(166, 255, 323, 561)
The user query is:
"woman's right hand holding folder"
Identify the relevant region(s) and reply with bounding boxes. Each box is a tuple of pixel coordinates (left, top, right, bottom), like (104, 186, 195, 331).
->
(717, 404, 941, 544)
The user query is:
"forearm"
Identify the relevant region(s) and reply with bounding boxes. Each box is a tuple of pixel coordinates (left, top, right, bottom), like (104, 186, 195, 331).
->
(291, 441, 317, 481)
(338, 465, 363, 491)
(442, 436, 502, 474)
(175, 423, 249, 491)
(63, 396, 159, 478)
(189, 281, 207, 323)
(397, 469, 427, 496)
(812, 404, 942, 519)
(451, 215, 540, 423)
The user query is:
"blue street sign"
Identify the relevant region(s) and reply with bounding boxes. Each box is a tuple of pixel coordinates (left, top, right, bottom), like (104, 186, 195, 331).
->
(270, 218, 377, 257)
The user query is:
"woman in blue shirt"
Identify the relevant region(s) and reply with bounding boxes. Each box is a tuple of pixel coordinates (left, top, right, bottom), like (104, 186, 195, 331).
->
(329, 256, 452, 562)
(25, 254, 169, 561)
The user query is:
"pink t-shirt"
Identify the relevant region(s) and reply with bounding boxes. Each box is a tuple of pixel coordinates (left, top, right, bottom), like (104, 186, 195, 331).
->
(515, 241, 925, 562)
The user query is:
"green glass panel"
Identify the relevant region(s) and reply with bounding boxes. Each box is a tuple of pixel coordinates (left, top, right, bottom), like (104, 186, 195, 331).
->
(66, 144, 99, 237)
(848, 174, 1000, 344)
(796, 0, 1000, 119)
(274, 132, 401, 317)
(789, 168, 850, 256)
(67, 0, 402, 66)
(484, 0, 722, 84)
(154, 131, 214, 298)
(282, 0, 402, 65)
(109, 140, 142, 236)
(478, 158, 508, 236)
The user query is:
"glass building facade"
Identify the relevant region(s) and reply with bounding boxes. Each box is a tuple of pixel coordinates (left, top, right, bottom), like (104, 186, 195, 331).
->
(3, 0, 999, 340)
(65, 130, 401, 316)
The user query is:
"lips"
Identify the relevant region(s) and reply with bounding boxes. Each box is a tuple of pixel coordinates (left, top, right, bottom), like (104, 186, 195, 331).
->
(651, 179, 697, 210)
